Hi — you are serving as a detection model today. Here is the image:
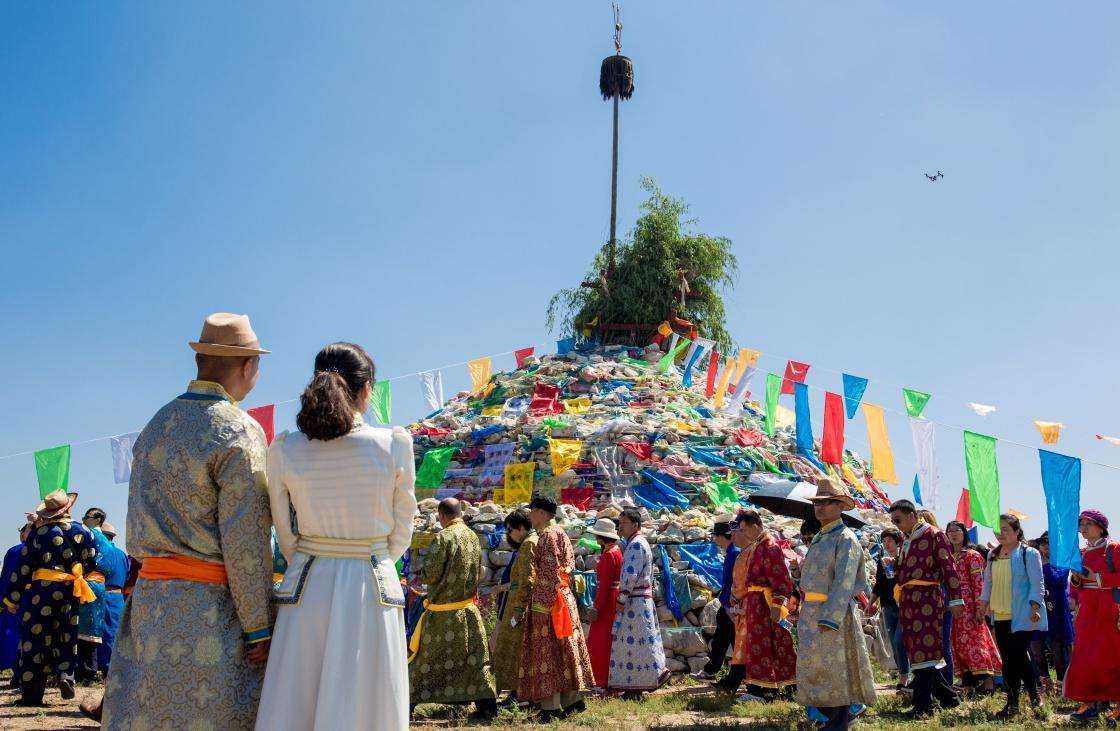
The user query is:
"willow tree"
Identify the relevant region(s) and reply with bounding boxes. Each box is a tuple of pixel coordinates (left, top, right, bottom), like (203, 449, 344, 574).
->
(547, 178, 738, 351)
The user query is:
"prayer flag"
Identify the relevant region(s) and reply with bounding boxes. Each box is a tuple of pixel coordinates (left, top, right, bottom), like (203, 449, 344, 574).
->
(502, 396, 530, 419)
(681, 338, 711, 388)
(480, 405, 503, 417)
(1034, 420, 1063, 445)
(34, 445, 71, 499)
(764, 373, 781, 437)
(504, 461, 535, 503)
(415, 446, 457, 488)
(713, 357, 735, 408)
(775, 405, 795, 429)
(658, 337, 691, 374)
(467, 357, 491, 395)
(1039, 449, 1082, 573)
(863, 403, 897, 484)
(529, 383, 563, 416)
(967, 402, 997, 417)
(110, 432, 140, 485)
(369, 381, 392, 424)
(549, 438, 583, 476)
(420, 370, 444, 412)
(1096, 434, 1120, 446)
(481, 443, 516, 486)
(562, 397, 592, 414)
(781, 360, 810, 395)
(902, 389, 931, 418)
(557, 337, 576, 355)
(618, 441, 653, 461)
(513, 347, 535, 368)
(842, 374, 868, 419)
(821, 392, 845, 464)
(909, 417, 938, 508)
(912, 475, 923, 506)
(794, 382, 814, 456)
(705, 349, 720, 398)
(964, 431, 1001, 530)
(954, 489, 973, 528)
(246, 404, 275, 445)
(658, 545, 683, 620)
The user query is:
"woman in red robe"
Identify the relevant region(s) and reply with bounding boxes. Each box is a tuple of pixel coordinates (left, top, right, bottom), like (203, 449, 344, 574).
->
(945, 521, 1000, 692)
(1064, 509, 1120, 723)
(586, 519, 623, 687)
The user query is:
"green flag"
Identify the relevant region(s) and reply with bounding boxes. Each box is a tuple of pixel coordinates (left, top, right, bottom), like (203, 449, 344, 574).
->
(764, 373, 781, 436)
(657, 338, 691, 374)
(902, 388, 931, 418)
(964, 431, 1001, 529)
(415, 446, 457, 488)
(369, 380, 392, 425)
(704, 472, 740, 512)
(34, 445, 71, 499)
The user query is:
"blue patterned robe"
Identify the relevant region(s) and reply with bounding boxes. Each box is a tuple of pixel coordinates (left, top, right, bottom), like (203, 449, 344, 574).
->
(608, 532, 666, 691)
(0, 543, 23, 670)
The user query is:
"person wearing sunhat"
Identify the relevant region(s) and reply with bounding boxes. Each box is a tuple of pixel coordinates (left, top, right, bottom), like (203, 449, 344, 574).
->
(795, 478, 877, 730)
(586, 517, 622, 687)
(3, 490, 98, 706)
(102, 313, 275, 730)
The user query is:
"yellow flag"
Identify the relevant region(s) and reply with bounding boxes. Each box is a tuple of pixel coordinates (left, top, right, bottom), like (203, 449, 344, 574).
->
(480, 404, 503, 417)
(562, 397, 592, 414)
(863, 403, 898, 484)
(671, 419, 699, 432)
(549, 438, 583, 476)
(491, 488, 506, 504)
(841, 462, 862, 488)
(467, 357, 491, 395)
(1007, 507, 1030, 521)
(775, 405, 796, 429)
(1033, 420, 1063, 445)
(731, 348, 758, 382)
(504, 462, 535, 503)
(713, 358, 735, 408)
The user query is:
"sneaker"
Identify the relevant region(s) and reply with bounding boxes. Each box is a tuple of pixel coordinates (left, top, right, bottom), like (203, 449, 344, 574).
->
(806, 706, 828, 723)
(690, 670, 718, 681)
(58, 678, 76, 700)
(849, 704, 867, 718)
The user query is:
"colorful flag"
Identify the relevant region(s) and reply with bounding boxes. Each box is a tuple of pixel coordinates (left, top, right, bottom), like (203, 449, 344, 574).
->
(821, 392, 845, 464)
(1034, 420, 1063, 445)
(909, 417, 937, 509)
(1097, 434, 1120, 446)
(415, 446, 458, 488)
(246, 404, 275, 444)
(549, 438, 583, 476)
(705, 350, 720, 398)
(842, 374, 868, 419)
(529, 383, 563, 416)
(863, 403, 897, 484)
(369, 381, 392, 424)
(504, 461, 535, 503)
(713, 357, 736, 408)
(764, 373, 781, 437)
(1039, 449, 1082, 573)
(902, 389, 931, 418)
(794, 382, 814, 456)
(467, 357, 491, 395)
(964, 431, 1001, 530)
(420, 370, 444, 412)
(912, 475, 923, 506)
(34, 445, 71, 499)
(480, 442, 516, 485)
(967, 402, 997, 417)
(658, 337, 691, 374)
(780, 360, 810, 395)
(557, 337, 576, 355)
(110, 432, 140, 485)
(955, 488, 973, 528)
(513, 347, 535, 368)
(562, 397, 593, 414)
(480, 405, 503, 417)
(681, 339, 709, 388)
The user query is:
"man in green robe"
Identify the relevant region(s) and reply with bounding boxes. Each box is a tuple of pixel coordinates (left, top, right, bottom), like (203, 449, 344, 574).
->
(409, 498, 497, 719)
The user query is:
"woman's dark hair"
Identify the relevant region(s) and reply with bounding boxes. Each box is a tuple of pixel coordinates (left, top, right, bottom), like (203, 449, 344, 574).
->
(945, 521, 972, 548)
(999, 513, 1025, 543)
(735, 508, 763, 528)
(880, 527, 904, 545)
(619, 508, 642, 526)
(504, 509, 531, 533)
(297, 342, 376, 441)
(889, 499, 917, 515)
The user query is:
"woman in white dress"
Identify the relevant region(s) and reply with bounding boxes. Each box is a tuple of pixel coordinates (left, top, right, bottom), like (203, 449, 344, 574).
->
(255, 342, 417, 731)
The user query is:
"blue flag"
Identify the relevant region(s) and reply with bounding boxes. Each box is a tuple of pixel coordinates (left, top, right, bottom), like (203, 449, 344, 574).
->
(557, 337, 576, 355)
(1039, 450, 1082, 573)
(677, 543, 723, 592)
(794, 382, 814, 455)
(682, 342, 706, 387)
(842, 374, 869, 419)
(659, 544, 683, 621)
(912, 474, 924, 506)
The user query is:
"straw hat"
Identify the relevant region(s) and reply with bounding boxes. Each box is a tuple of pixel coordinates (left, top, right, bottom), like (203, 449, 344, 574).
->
(189, 313, 270, 357)
(588, 518, 620, 541)
(30, 490, 78, 521)
(806, 477, 856, 510)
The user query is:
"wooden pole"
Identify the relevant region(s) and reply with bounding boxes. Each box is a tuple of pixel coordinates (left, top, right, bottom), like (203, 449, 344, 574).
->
(609, 91, 619, 280)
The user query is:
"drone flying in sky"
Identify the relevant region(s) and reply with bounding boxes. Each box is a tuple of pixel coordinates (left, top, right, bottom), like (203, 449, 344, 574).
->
(924, 171, 945, 182)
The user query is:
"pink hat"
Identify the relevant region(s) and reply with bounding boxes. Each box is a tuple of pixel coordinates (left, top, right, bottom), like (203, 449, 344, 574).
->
(1080, 509, 1109, 532)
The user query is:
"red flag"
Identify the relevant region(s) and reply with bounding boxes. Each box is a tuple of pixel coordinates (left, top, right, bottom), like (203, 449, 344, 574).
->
(955, 488, 974, 528)
(705, 349, 720, 398)
(618, 441, 653, 461)
(781, 360, 810, 395)
(246, 404, 275, 445)
(820, 392, 845, 464)
(529, 383, 563, 416)
(732, 429, 765, 447)
(514, 347, 535, 368)
(560, 486, 594, 511)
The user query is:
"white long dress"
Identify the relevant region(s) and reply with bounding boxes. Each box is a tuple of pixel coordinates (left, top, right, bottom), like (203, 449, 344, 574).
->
(254, 416, 417, 731)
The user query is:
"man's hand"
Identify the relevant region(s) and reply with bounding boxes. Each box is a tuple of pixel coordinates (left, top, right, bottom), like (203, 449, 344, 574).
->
(246, 639, 271, 665)
(587, 607, 599, 623)
(950, 604, 964, 620)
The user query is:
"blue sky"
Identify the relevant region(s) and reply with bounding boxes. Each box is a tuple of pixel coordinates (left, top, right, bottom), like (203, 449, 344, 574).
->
(1, 2, 1117, 543)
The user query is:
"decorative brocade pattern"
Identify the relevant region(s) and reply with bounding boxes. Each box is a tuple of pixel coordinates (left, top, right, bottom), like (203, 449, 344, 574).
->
(896, 523, 961, 670)
(492, 532, 537, 692)
(950, 549, 1001, 677)
(730, 533, 796, 688)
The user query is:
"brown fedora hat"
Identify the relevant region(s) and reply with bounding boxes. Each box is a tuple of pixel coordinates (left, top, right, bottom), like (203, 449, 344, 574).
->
(806, 477, 857, 510)
(189, 313, 270, 357)
(31, 490, 79, 521)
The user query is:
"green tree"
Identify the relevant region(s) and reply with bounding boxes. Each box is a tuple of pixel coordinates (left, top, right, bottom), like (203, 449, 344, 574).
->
(547, 178, 738, 351)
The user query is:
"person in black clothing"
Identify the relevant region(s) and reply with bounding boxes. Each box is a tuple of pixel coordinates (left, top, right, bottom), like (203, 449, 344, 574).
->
(870, 528, 910, 689)
(698, 521, 740, 681)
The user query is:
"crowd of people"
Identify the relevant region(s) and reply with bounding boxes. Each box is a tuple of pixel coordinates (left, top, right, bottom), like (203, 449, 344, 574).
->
(1, 312, 1119, 731)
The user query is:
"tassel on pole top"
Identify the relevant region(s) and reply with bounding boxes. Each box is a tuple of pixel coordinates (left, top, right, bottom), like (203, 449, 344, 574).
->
(599, 3, 634, 100)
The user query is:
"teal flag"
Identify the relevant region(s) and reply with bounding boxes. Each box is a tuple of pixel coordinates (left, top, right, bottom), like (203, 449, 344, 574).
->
(368, 380, 392, 424)
(902, 388, 931, 418)
(842, 374, 868, 419)
(963, 431, 1000, 529)
(34, 445, 71, 499)
(658, 338, 691, 374)
(1039, 449, 1082, 573)
(415, 446, 457, 488)
(764, 373, 781, 436)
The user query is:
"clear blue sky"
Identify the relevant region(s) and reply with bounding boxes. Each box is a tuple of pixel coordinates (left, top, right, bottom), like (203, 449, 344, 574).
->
(1, 2, 1117, 543)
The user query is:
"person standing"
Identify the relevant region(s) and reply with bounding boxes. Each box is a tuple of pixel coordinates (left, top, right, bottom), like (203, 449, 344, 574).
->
(889, 499, 963, 718)
(608, 508, 668, 698)
(255, 342, 417, 730)
(518, 497, 594, 721)
(103, 313, 275, 729)
(407, 498, 496, 719)
(0, 523, 32, 679)
(699, 520, 739, 682)
(586, 517, 622, 688)
(3, 491, 97, 706)
(1030, 532, 1073, 693)
(870, 527, 910, 689)
(795, 478, 876, 731)
(1062, 509, 1120, 724)
(491, 509, 537, 701)
(95, 522, 129, 674)
(945, 520, 1000, 693)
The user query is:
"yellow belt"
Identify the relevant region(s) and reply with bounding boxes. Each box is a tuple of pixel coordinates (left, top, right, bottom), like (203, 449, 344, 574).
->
(803, 591, 828, 603)
(746, 585, 789, 619)
(407, 596, 477, 664)
(32, 566, 96, 604)
(894, 579, 940, 603)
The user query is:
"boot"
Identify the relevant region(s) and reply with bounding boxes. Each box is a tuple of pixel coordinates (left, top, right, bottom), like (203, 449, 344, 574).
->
(995, 691, 1021, 719)
(58, 676, 76, 700)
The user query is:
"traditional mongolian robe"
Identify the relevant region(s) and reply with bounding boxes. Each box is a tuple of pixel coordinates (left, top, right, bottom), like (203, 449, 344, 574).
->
(518, 522, 595, 702)
(588, 542, 622, 686)
(950, 548, 1001, 679)
(0, 542, 24, 671)
(95, 532, 130, 672)
(3, 518, 97, 696)
(408, 518, 496, 704)
(796, 519, 877, 709)
(1064, 539, 1120, 701)
(77, 528, 115, 675)
(103, 380, 276, 730)
(608, 532, 667, 691)
(730, 533, 796, 689)
(896, 521, 962, 670)
(492, 531, 537, 693)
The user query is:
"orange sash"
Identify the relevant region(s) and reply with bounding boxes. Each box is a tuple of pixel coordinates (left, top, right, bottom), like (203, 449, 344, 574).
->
(138, 556, 228, 585)
(552, 570, 574, 639)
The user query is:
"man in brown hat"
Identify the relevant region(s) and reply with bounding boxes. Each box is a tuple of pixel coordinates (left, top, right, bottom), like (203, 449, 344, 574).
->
(101, 313, 275, 729)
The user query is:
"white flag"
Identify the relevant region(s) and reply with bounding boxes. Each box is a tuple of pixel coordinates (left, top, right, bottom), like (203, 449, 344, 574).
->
(909, 417, 938, 509)
(723, 366, 757, 413)
(967, 402, 997, 417)
(420, 370, 444, 412)
(111, 432, 140, 485)
(1097, 434, 1120, 446)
